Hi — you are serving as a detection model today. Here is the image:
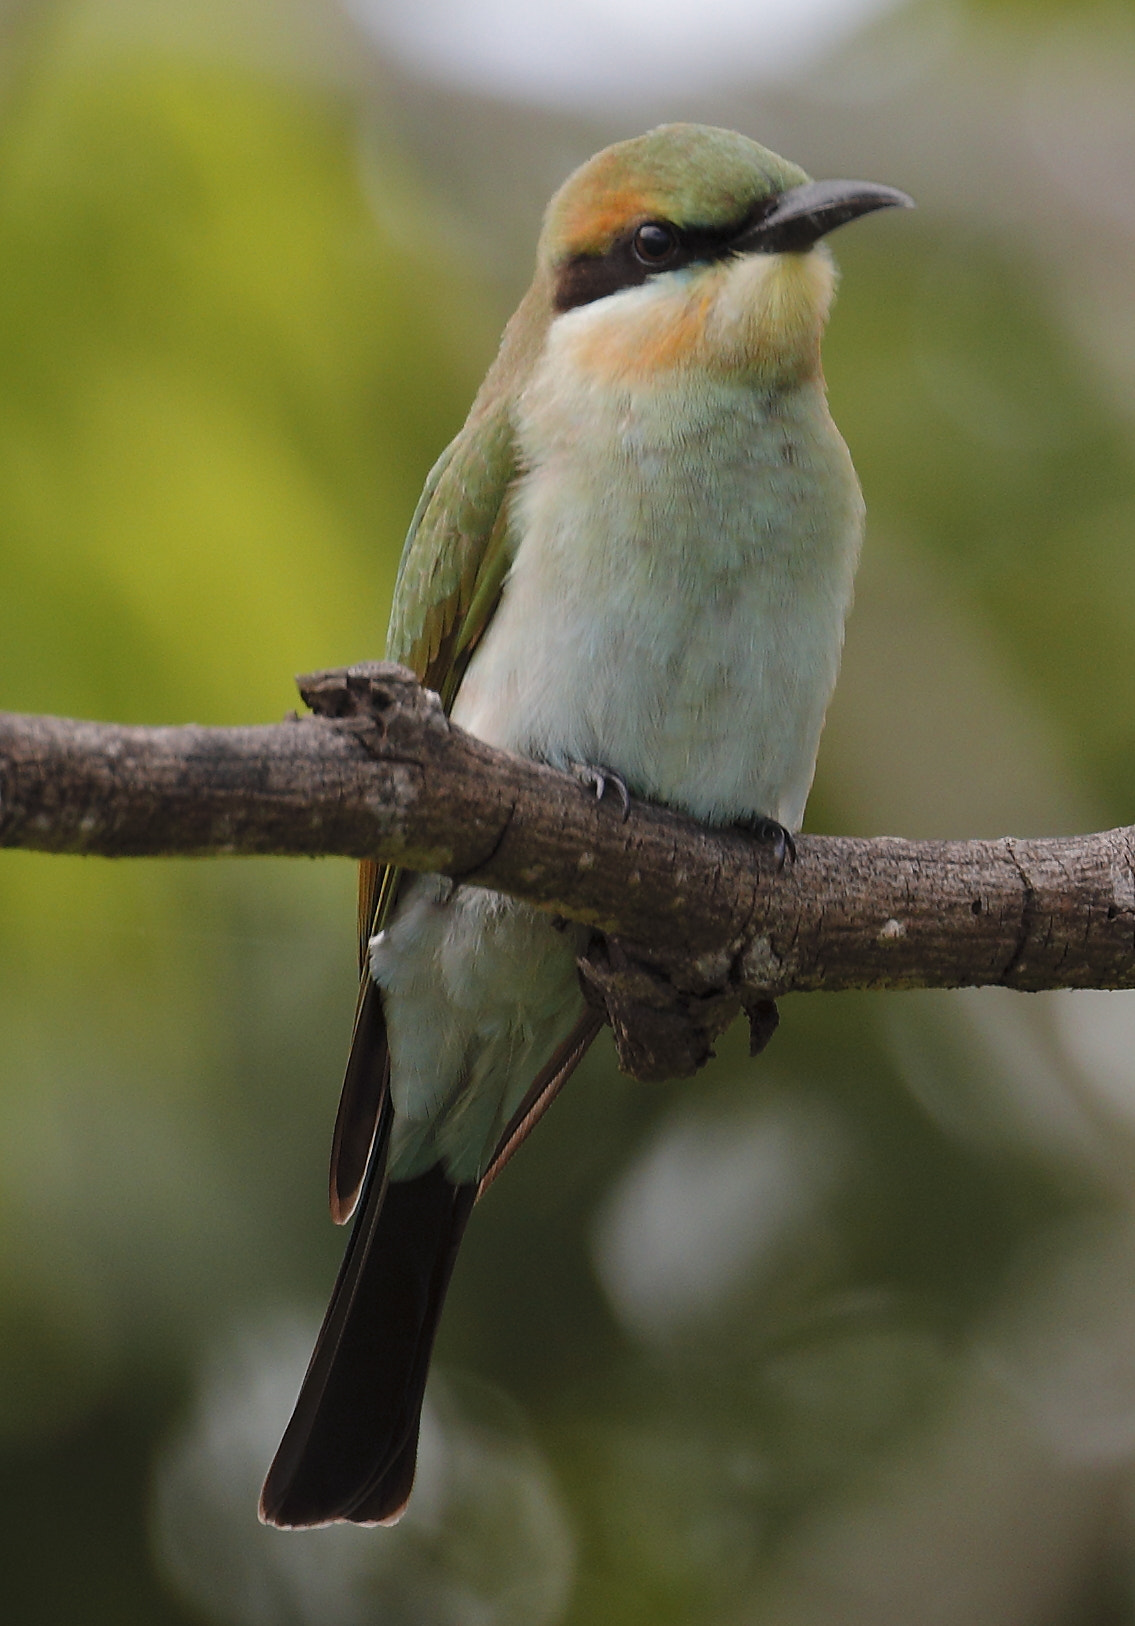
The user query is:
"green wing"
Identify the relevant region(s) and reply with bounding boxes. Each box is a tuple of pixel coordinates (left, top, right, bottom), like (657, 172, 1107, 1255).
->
(388, 403, 517, 694)
(330, 395, 519, 1223)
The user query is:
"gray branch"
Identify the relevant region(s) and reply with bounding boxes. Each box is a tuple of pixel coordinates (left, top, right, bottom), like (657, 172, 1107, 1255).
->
(2, 663, 1133, 1080)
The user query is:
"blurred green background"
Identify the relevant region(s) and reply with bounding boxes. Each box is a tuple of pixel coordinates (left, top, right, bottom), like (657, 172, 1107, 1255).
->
(3, 0, 1135, 1621)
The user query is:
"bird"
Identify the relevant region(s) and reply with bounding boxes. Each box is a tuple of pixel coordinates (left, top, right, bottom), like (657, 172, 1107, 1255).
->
(259, 123, 911, 1529)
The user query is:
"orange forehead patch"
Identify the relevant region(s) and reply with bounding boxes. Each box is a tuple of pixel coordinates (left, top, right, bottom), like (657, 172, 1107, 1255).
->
(558, 186, 659, 256)
(542, 125, 811, 268)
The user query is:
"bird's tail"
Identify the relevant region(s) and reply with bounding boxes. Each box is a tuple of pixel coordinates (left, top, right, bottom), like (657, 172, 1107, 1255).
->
(259, 1162, 475, 1528)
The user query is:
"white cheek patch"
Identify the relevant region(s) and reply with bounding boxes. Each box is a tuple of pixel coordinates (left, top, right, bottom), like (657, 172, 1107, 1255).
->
(706, 246, 837, 375)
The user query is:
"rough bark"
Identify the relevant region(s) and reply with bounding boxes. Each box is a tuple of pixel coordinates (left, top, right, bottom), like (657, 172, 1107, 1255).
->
(2, 663, 1132, 1080)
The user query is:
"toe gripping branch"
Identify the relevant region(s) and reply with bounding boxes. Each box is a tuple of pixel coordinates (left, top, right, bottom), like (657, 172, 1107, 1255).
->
(577, 936, 780, 1083)
(573, 807, 791, 1079)
(572, 761, 632, 821)
(734, 813, 797, 871)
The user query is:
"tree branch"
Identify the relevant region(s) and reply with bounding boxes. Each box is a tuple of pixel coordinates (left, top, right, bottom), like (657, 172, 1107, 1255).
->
(2, 663, 1133, 1079)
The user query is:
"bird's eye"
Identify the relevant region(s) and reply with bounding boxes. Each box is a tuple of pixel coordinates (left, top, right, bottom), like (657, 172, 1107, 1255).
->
(632, 222, 678, 265)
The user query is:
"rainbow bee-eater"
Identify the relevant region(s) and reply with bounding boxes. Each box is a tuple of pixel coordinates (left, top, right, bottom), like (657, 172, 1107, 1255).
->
(260, 123, 911, 1529)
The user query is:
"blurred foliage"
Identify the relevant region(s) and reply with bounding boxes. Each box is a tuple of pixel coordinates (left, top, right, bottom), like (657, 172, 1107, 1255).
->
(0, 11, 495, 1619)
(822, 227, 1135, 818)
(3, 1, 1135, 1623)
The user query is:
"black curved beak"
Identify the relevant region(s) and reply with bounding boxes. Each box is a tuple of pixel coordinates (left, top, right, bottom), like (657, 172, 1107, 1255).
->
(737, 179, 914, 255)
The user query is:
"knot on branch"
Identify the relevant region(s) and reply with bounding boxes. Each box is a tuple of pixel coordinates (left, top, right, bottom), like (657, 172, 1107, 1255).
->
(297, 663, 448, 755)
(578, 936, 780, 1082)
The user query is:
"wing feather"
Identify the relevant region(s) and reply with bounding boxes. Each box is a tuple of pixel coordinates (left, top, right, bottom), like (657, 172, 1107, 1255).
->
(330, 397, 520, 1223)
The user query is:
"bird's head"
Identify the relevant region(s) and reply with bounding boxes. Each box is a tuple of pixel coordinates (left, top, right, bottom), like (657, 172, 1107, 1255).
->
(533, 124, 911, 389)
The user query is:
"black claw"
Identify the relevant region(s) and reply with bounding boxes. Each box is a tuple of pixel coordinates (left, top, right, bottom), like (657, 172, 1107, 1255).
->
(745, 997, 780, 1056)
(573, 761, 631, 822)
(735, 814, 797, 871)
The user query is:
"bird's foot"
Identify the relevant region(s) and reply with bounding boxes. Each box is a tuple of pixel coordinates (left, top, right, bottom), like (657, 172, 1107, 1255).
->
(735, 814, 797, 871)
(571, 760, 631, 821)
